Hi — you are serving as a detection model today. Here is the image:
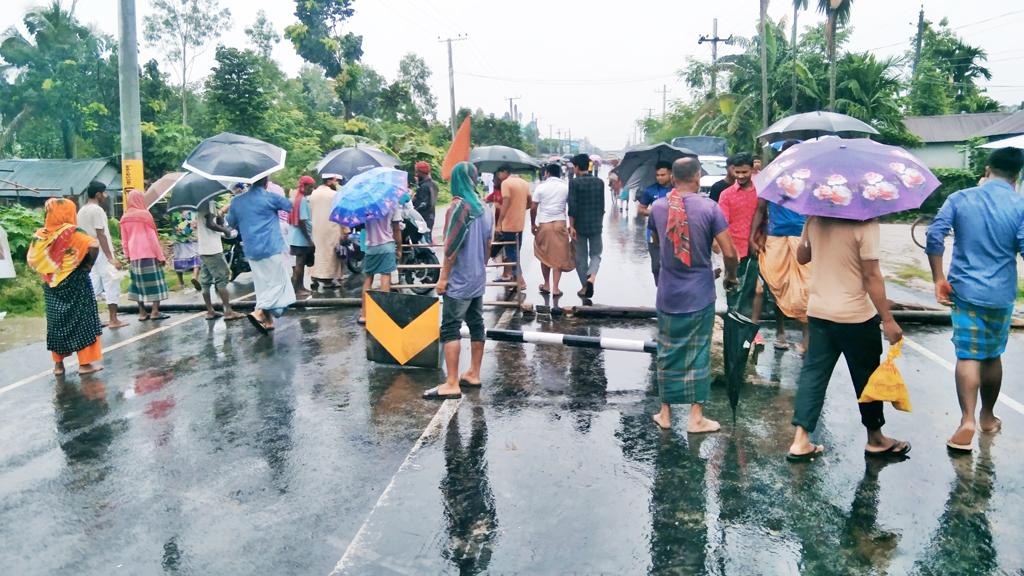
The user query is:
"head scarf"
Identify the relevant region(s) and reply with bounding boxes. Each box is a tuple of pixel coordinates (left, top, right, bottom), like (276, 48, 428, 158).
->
(27, 197, 97, 287)
(290, 175, 316, 226)
(666, 188, 692, 266)
(119, 189, 164, 262)
(442, 161, 483, 258)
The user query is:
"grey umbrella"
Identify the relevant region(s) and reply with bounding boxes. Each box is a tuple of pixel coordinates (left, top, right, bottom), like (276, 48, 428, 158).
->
(165, 172, 230, 212)
(182, 132, 287, 185)
(470, 145, 541, 173)
(758, 111, 879, 141)
(315, 145, 400, 181)
(612, 142, 698, 191)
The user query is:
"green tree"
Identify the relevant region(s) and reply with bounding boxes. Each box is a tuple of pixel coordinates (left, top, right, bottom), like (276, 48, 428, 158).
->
(205, 46, 272, 137)
(397, 53, 437, 122)
(245, 10, 280, 59)
(816, 0, 852, 110)
(457, 108, 527, 150)
(909, 18, 999, 114)
(284, 0, 364, 117)
(143, 0, 232, 126)
(0, 1, 118, 158)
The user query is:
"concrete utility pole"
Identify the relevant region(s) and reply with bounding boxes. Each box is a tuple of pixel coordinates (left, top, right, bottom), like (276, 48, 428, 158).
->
(439, 34, 467, 139)
(118, 0, 144, 205)
(506, 96, 521, 122)
(912, 5, 925, 79)
(656, 85, 669, 117)
(698, 18, 733, 97)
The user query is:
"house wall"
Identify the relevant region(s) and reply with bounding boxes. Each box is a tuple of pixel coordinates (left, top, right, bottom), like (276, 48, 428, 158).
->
(911, 143, 967, 170)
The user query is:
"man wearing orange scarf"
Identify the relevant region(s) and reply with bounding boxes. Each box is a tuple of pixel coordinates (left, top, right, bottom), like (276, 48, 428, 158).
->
(648, 158, 739, 432)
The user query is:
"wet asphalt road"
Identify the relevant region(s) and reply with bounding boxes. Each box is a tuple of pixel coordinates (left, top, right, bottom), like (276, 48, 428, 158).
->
(1, 201, 1023, 575)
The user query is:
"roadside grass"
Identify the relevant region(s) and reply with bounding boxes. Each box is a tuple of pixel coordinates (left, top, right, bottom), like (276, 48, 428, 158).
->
(0, 263, 44, 316)
(892, 264, 932, 285)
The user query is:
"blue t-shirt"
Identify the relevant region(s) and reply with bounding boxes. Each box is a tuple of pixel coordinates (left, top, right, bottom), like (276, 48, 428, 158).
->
(288, 197, 312, 247)
(925, 179, 1024, 309)
(447, 210, 494, 300)
(641, 183, 673, 243)
(767, 202, 806, 237)
(226, 186, 293, 261)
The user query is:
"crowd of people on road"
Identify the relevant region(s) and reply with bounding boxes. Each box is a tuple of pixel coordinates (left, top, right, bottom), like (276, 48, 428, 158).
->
(22, 139, 1024, 460)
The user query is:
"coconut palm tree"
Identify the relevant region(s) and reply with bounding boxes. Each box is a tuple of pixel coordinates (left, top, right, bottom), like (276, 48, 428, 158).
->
(816, 0, 852, 111)
(791, 0, 808, 111)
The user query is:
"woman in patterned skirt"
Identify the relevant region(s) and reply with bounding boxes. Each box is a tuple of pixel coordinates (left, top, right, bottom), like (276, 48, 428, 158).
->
(27, 198, 104, 375)
(120, 189, 170, 321)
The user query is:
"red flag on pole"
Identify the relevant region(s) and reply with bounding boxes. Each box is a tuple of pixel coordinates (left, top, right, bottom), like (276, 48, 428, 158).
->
(441, 116, 471, 181)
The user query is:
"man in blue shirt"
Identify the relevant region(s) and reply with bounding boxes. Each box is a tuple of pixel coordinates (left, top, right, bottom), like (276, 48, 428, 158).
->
(926, 147, 1024, 453)
(638, 160, 673, 285)
(227, 177, 297, 333)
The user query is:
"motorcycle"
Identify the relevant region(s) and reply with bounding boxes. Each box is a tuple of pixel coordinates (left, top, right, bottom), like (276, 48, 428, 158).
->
(221, 231, 250, 282)
(336, 213, 439, 296)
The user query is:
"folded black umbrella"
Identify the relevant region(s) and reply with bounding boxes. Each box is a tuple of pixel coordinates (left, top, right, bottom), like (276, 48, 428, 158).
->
(315, 145, 400, 181)
(182, 132, 286, 185)
(723, 310, 760, 419)
(165, 172, 229, 212)
(612, 142, 697, 191)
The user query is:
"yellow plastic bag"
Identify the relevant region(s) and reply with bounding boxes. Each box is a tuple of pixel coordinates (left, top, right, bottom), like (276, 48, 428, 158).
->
(858, 340, 912, 412)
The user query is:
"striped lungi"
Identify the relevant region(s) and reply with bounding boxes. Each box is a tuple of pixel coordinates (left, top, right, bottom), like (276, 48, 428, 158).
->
(656, 303, 715, 405)
(127, 258, 169, 304)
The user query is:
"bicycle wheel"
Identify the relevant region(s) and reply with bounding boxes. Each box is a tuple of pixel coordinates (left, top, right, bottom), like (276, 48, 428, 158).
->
(911, 215, 931, 250)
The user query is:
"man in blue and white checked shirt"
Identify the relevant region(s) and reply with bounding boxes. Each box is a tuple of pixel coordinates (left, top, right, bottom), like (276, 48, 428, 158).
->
(926, 146, 1024, 453)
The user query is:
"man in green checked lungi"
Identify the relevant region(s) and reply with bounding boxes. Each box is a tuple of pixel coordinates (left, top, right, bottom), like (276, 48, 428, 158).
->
(926, 147, 1024, 453)
(648, 157, 740, 432)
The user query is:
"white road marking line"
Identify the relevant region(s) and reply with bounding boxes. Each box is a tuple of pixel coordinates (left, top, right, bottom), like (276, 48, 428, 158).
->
(0, 292, 255, 396)
(329, 307, 518, 575)
(903, 336, 1024, 416)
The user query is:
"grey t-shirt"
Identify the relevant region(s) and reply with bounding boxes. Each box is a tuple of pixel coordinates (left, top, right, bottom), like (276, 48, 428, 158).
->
(446, 209, 494, 300)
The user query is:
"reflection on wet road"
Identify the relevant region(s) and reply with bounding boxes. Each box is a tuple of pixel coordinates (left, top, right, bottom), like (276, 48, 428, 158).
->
(2, 208, 1022, 575)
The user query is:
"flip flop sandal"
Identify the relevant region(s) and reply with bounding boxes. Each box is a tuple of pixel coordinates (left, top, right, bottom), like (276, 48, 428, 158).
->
(149, 313, 171, 320)
(138, 316, 151, 322)
(865, 441, 911, 458)
(981, 417, 1002, 434)
(191, 278, 202, 291)
(357, 318, 366, 325)
(538, 285, 551, 294)
(224, 314, 245, 321)
(206, 312, 224, 320)
(774, 341, 791, 350)
(585, 280, 594, 298)
(247, 313, 269, 335)
(422, 386, 462, 400)
(946, 439, 973, 453)
(786, 445, 825, 462)
(459, 379, 482, 388)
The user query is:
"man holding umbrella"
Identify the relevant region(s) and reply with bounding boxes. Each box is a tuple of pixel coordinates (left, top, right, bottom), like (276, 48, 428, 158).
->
(227, 176, 296, 333)
(649, 157, 739, 432)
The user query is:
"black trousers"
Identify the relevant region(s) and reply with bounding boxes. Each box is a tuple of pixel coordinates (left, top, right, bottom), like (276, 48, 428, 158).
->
(791, 316, 885, 433)
(648, 239, 661, 286)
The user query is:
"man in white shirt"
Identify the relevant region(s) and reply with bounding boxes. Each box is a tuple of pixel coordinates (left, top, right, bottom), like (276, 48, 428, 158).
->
(197, 200, 245, 321)
(77, 181, 127, 328)
(529, 163, 574, 298)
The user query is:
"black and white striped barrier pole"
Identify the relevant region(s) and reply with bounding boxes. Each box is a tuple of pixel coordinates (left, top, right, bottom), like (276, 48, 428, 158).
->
(460, 327, 656, 354)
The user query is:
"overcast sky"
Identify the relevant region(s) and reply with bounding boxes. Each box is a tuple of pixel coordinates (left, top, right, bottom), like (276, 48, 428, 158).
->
(4, 0, 1024, 149)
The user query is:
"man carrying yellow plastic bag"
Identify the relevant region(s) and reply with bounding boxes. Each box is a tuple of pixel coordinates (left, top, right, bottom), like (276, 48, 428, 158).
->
(858, 340, 912, 413)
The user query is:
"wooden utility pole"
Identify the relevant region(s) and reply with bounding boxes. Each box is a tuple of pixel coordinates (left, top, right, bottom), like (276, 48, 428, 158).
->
(912, 5, 925, 78)
(698, 18, 733, 97)
(439, 35, 467, 139)
(655, 85, 669, 117)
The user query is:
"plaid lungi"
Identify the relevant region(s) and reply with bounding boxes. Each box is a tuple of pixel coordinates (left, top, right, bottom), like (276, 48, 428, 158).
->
(657, 303, 715, 405)
(127, 258, 169, 304)
(951, 297, 1013, 360)
(171, 241, 201, 272)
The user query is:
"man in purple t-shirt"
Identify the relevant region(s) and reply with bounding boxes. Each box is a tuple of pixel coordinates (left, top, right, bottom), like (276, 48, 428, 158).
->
(649, 157, 739, 432)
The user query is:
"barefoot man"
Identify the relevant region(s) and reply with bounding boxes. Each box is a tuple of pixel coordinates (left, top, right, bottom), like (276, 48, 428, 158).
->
(648, 157, 739, 432)
(926, 147, 1024, 452)
(423, 162, 492, 400)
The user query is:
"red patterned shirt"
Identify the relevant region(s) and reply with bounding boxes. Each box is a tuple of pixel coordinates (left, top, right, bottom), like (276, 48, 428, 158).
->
(718, 182, 759, 259)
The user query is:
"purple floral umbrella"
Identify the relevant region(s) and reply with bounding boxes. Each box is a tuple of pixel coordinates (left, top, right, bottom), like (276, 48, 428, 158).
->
(754, 138, 940, 221)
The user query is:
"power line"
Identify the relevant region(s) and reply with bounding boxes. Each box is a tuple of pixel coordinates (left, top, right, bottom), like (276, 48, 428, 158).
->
(454, 71, 676, 86)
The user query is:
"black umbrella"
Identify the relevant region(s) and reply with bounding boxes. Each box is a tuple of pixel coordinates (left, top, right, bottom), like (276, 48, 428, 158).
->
(165, 172, 229, 212)
(723, 310, 760, 419)
(612, 142, 697, 191)
(182, 132, 286, 185)
(757, 111, 879, 142)
(470, 145, 541, 173)
(315, 145, 400, 181)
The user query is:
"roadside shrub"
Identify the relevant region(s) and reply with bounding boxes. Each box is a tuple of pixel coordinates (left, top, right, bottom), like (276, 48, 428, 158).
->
(0, 262, 44, 316)
(0, 204, 43, 260)
(883, 168, 980, 222)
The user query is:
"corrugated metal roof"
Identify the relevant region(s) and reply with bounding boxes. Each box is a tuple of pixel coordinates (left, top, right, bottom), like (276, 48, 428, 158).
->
(0, 158, 121, 198)
(976, 110, 1024, 138)
(902, 112, 1011, 143)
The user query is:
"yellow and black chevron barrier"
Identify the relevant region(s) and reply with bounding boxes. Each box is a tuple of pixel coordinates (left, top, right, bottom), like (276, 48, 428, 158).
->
(365, 291, 441, 368)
